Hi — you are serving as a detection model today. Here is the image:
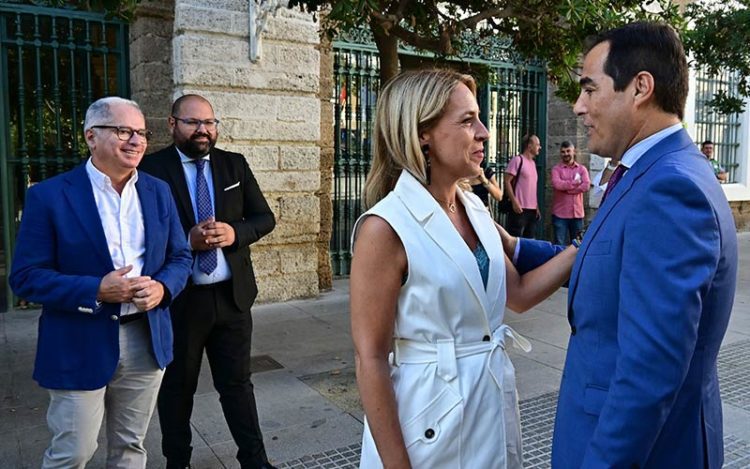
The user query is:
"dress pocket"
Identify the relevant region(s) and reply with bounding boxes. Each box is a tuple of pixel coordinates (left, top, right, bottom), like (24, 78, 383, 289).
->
(402, 385, 463, 451)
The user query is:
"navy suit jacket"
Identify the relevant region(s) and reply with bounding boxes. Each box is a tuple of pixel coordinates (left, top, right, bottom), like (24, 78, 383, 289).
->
(551, 129, 738, 468)
(9, 163, 192, 390)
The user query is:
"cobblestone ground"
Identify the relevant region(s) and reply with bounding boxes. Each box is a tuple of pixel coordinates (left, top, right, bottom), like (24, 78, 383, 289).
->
(279, 340, 750, 468)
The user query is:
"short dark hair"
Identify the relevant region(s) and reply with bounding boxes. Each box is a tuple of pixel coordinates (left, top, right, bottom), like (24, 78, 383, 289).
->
(560, 140, 574, 149)
(701, 140, 713, 148)
(521, 133, 537, 152)
(586, 22, 688, 119)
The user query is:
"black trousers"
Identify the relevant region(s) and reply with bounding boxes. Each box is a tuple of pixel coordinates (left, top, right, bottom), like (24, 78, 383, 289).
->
(158, 281, 268, 468)
(506, 208, 538, 238)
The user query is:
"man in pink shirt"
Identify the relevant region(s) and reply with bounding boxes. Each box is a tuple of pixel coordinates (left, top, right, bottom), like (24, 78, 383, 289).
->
(504, 133, 541, 238)
(551, 141, 590, 244)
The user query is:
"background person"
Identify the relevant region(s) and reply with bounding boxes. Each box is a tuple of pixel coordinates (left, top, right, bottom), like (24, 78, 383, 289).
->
(469, 164, 503, 207)
(9, 97, 192, 468)
(552, 22, 738, 468)
(140, 94, 277, 469)
(351, 69, 577, 468)
(504, 134, 541, 238)
(701, 139, 729, 183)
(550, 141, 590, 244)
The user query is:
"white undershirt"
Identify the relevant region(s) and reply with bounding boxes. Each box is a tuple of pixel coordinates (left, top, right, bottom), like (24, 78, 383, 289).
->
(86, 158, 145, 316)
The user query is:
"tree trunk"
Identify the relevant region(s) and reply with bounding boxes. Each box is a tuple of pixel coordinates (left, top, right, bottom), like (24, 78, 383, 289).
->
(370, 18, 399, 85)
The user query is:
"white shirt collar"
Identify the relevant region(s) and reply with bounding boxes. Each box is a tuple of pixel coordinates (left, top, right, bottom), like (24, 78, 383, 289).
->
(177, 147, 210, 165)
(85, 157, 138, 191)
(620, 123, 683, 170)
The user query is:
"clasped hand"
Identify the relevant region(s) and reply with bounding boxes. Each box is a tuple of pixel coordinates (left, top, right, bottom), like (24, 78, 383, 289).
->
(189, 217, 236, 251)
(97, 265, 165, 312)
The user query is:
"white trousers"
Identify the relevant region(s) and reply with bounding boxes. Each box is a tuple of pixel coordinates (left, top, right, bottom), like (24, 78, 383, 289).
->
(42, 320, 164, 469)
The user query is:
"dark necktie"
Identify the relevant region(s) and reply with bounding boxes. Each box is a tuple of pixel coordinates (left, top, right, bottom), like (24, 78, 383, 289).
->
(601, 164, 628, 203)
(194, 158, 217, 274)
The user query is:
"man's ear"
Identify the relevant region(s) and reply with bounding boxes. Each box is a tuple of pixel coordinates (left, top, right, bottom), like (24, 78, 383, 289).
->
(84, 129, 96, 150)
(633, 71, 655, 104)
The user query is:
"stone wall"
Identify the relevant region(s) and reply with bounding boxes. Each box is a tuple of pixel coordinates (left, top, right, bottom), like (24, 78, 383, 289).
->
(317, 37, 335, 291)
(130, 0, 175, 145)
(731, 200, 750, 232)
(131, 0, 323, 302)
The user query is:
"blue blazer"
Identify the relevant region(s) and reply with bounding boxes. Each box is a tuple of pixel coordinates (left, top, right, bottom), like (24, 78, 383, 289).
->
(10, 163, 192, 390)
(515, 238, 565, 274)
(551, 129, 738, 468)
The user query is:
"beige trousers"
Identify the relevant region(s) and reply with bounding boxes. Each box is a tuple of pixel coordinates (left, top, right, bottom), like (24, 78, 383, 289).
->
(42, 320, 164, 469)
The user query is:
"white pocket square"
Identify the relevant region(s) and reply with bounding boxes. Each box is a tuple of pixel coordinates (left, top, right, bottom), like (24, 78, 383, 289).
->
(224, 182, 240, 191)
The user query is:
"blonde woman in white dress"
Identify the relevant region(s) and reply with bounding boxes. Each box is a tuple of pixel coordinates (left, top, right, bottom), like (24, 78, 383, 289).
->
(350, 69, 577, 469)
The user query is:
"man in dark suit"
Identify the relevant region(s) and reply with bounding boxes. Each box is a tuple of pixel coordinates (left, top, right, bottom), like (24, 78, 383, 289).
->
(552, 22, 737, 468)
(139, 94, 276, 469)
(10, 97, 192, 468)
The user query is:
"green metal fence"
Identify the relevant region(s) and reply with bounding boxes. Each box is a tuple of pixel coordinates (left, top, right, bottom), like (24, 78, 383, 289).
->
(694, 67, 742, 183)
(330, 34, 547, 276)
(0, 3, 130, 310)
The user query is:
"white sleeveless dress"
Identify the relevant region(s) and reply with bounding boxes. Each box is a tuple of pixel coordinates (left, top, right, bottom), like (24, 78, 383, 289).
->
(352, 170, 529, 469)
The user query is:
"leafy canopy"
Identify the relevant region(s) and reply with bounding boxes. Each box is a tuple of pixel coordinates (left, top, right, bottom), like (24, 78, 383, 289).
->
(293, 0, 749, 113)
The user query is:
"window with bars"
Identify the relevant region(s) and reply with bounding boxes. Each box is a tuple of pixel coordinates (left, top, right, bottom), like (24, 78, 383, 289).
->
(693, 68, 743, 183)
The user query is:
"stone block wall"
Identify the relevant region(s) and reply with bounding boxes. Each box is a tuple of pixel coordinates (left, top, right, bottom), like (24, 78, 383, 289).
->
(131, 0, 324, 302)
(130, 0, 175, 145)
(731, 200, 750, 232)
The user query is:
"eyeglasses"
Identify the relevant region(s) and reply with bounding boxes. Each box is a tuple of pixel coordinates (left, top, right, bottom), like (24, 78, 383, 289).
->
(91, 125, 152, 142)
(171, 116, 220, 131)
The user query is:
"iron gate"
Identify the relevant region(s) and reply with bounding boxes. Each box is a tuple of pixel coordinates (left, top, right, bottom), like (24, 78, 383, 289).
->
(330, 36, 547, 276)
(0, 3, 130, 310)
(694, 67, 742, 183)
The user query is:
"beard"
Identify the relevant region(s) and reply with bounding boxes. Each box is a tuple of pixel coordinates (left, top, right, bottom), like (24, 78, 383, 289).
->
(176, 132, 216, 159)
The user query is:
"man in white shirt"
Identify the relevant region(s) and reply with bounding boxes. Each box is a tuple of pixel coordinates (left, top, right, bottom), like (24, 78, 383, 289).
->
(9, 97, 192, 468)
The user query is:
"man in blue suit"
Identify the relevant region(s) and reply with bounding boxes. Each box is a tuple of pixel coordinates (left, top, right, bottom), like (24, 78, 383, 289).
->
(551, 22, 738, 468)
(10, 97, 192, 468)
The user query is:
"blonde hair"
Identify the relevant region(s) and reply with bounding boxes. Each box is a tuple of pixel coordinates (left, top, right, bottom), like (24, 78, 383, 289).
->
(363, 69, 477, 209)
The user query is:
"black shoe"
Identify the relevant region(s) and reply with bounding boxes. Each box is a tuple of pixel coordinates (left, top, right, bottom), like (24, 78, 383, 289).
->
(259, 464, 278, 469)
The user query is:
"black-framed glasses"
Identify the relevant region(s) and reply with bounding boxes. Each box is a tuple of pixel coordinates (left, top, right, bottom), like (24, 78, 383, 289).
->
(91, 125, 152, 142)
(171, 116, 220, 131)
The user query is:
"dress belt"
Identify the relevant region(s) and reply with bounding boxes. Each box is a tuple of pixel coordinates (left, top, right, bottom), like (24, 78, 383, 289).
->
(391, 325, 532, 389)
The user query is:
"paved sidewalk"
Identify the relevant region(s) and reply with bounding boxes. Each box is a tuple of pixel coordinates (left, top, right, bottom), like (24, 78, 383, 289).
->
(1, 233, 749, 468)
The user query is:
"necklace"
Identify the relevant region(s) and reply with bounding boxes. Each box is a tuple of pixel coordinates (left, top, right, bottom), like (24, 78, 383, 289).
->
(435, 198, 457, 213)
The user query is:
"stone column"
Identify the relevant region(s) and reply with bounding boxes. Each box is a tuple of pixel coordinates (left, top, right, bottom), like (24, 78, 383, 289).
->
(132, 0, 324, 302)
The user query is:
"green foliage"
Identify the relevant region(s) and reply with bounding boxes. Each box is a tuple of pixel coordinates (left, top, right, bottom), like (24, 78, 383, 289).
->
(685, 0, 750, 114)
(293, 0, 681, 92)
(293, 0, 747, 113)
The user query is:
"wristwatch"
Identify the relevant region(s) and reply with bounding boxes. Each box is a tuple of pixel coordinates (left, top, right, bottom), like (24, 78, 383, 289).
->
(571, 229, 585, 248)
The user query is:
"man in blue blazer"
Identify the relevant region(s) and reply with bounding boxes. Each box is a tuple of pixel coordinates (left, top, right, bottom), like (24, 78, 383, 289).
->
(10, 97, 192, 468)
(551, 22, 738, 468)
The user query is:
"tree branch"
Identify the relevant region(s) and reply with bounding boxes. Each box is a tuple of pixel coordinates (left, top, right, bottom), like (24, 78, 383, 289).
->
(459, 6, 518, 29)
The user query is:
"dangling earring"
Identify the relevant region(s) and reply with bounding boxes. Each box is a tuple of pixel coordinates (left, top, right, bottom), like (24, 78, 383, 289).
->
(421, 144, 431, 185)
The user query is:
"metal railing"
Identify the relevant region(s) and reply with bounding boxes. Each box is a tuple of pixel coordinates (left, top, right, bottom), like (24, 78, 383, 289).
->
(0, 3, 130, 310)
(330, 36, 547, 276)
(694, 67, 742, 183)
